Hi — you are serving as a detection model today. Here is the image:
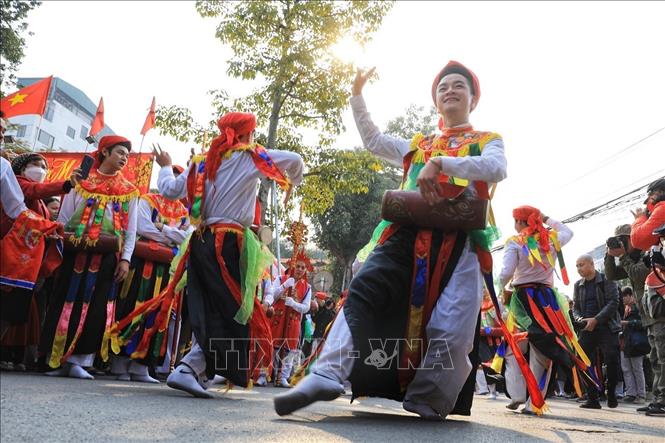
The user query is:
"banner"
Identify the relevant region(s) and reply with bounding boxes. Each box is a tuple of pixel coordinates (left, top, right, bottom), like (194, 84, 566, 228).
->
(42, 152, 154, 194)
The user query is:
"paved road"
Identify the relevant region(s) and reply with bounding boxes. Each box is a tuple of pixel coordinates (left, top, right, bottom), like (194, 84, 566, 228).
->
(1, 372, 662, 442)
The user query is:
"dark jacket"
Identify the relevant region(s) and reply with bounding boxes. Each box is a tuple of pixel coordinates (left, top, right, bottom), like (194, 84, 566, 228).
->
(573, 271, 621, 333)
(604, 251, 652, 326)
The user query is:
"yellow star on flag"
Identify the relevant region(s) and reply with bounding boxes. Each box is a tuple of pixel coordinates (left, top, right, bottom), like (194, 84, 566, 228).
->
(9, 93, 27, 106)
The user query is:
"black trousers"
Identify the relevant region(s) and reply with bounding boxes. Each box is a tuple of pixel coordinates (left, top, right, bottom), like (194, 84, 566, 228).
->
(187, 230, 250, 386)
(579, 328, 620, 400)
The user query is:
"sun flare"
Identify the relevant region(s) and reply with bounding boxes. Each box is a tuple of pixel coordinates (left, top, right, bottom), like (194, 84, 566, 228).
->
(330, 35, 364, 65)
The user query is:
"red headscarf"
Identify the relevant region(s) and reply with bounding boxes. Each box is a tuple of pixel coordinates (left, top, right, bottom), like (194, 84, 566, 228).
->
(205, 112, 257, 181)
(94, 135, 132, 168)
(431, 61, 481, 130)
(291, 248, 314, 273)
(513, 205, 551, 253)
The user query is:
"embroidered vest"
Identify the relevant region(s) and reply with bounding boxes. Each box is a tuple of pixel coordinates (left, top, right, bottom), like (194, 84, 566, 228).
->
(66, 169, 139, 248)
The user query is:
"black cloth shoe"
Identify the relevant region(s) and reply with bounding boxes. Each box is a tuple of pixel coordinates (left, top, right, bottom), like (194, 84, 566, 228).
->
(645, 403, 665, 416)
(607, 393, 618, 408)
(637, 402, 655, 412)
(623, 395, 636, 403)
(579, 400, 602, 409)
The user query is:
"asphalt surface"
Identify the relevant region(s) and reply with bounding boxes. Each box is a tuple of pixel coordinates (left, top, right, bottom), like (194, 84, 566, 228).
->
(1, 371, 662, 442)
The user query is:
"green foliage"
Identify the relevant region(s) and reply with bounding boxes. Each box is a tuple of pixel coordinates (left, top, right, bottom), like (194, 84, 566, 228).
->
(195, 0, 394, 147)
(299, 147, 385, 216)
(384, 104, 438, 139)
(0, 0, 41, 93)
(311, 168, 400, 293)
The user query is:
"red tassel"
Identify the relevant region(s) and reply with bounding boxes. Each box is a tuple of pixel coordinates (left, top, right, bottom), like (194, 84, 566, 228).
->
(526, 290, 553, 334)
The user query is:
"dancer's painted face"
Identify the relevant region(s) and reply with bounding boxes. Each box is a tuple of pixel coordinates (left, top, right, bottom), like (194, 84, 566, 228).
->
(294, 261, 307, 280)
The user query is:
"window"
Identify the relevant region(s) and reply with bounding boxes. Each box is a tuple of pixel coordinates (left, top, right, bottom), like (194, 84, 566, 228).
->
(44, 102, 55, 122)
(38, 129, 54, 148)
(16, 125, 27, 138)
(66, 126, 76, 139)
(80, 125, 89, 140)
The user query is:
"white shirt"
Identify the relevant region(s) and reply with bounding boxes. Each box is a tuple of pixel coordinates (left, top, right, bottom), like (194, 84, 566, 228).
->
(158, 149, 304, 227)
(57, 171, 138, 262)
(350, 95, 508, 183)
(0, 156, 27, 219)
(136, 198, 192, 246)
(266, 275, 312, 314)
(499, 218, 574, 288)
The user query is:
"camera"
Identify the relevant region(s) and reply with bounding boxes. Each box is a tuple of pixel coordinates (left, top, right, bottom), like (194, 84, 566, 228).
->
(606, 235, 628, 250)
(644, 245, 665, 270)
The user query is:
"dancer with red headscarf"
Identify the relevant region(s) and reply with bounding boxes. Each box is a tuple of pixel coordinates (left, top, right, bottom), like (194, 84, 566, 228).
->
(275, 61, 507, 420)
(153, 112, 304, 398)
(41, 135, 139, 380)
(261, 222, 313, 388)
(498, 205, 591, 414)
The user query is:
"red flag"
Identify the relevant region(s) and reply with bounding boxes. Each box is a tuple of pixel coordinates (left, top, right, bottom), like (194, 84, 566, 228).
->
(140, 96, 156, 136)
(89, 97, 104, 137)
(0, 76, 53, 119)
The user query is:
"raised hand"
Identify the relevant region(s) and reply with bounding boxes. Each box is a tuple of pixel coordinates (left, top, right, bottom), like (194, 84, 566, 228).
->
(152, 143, 172, 167)
(352, 67, 376, 97)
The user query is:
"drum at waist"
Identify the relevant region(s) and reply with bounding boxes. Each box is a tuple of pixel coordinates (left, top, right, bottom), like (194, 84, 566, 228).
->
(381, 190, 488, 231)
(133, 239, 176, 264)
(63, 232, 120, 254)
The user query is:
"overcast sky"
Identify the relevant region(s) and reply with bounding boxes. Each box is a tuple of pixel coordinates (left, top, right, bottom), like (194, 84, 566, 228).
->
(15, 1, 665, 288)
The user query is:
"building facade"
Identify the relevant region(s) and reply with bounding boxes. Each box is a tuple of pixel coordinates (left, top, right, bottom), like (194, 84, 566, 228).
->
(5, 77, 113, 152)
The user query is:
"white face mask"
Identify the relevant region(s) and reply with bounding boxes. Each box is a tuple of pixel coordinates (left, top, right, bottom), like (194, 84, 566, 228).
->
(24, 165, 47, 183)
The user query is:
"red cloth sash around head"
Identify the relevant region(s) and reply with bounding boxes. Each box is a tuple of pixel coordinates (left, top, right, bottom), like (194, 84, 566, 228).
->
(205, 112, 257, 181)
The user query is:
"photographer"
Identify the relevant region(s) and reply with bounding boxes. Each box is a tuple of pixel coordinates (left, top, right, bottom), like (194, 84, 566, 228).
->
(631, 177, 665, 416)
(604, 224, 651, 337)
(311, 296, 337, 355)
(637, 224, 665, 417)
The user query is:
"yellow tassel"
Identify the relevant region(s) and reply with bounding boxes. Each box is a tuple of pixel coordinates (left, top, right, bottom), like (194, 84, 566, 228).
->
(490, 356, 504, 374)
(223, 381, 234, 394)
(118, 269, 135, 299)
(532, 402, 550, 416)
(572, 368, 583, 398)
(69, 235, 82, 247)
(410, 133, 425, 150)
(75, 187, 140, 205)
(572, 339, 592, 366)
(110, 333, 121, 355)
(85, 237, 99, 248)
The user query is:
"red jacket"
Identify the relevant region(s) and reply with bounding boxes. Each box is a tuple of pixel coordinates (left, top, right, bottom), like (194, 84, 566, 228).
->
(0, 176, 69, 238)
(631, 201, 665, 251)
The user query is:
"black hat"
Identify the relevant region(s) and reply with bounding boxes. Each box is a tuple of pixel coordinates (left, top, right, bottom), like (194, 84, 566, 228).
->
(647, 178, 665, 193)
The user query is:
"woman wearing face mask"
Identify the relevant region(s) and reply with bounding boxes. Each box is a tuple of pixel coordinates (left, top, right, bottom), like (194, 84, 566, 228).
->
(0, 153, 80, 372)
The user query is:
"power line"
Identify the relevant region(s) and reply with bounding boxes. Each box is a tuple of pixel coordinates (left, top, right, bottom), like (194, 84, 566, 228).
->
(490, 177, 662, 253)
(561, 125, 665, 188)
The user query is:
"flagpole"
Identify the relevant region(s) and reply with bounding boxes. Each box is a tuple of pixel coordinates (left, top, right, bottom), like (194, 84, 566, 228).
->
(272, 179, 281, 267)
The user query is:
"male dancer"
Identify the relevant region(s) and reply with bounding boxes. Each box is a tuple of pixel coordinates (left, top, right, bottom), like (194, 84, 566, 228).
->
(275, 61, 507, 420)
(499, 206, 588, 414)
(41, 135, 138, 379)
(154, 112, 304, 397)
